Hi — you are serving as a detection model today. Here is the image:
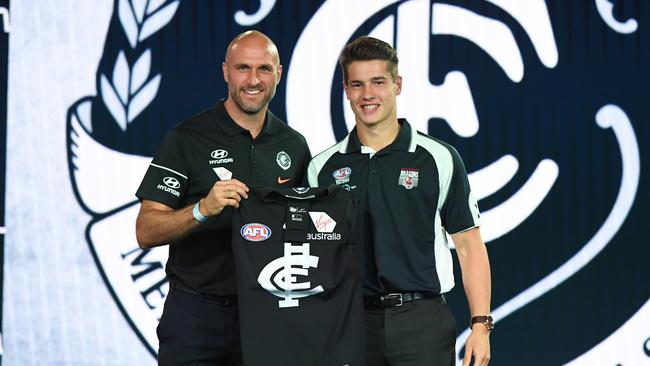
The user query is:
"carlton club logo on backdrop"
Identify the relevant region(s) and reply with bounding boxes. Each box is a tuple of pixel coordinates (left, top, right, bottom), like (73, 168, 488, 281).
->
(64, 0, 646, 363)
(65, 0, 304, 355)
(66, 0, 181, 355)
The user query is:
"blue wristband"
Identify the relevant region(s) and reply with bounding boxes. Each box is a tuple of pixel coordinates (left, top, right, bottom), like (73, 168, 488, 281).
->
(192, 201, 208, 223)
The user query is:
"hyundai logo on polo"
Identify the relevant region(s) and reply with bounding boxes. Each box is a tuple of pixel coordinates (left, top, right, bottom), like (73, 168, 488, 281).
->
(163, 177, 180, 189)
(332, 167, 352, 184)
(241, 223, 272, 242)
(209, 149, 234, 164)
(211, 149, 228, 159)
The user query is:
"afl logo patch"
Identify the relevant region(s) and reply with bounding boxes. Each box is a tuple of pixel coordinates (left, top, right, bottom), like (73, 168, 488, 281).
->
(241, 223, 272, 242)
(163, 177, 180, 189)
(332, 167, 352, 184)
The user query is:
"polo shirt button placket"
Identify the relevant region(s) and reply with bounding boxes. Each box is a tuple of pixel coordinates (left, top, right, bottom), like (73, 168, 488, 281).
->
(369, 159, 380, 187)
(250, 143, 256, 164)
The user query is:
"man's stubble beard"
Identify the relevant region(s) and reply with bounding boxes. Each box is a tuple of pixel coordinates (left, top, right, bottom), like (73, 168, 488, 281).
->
(230, 87, 276, 115)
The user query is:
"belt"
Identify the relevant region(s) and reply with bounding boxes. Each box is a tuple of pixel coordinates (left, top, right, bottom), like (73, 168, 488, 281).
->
(363, 292, 439, 308)
(172, 281, 237, 306)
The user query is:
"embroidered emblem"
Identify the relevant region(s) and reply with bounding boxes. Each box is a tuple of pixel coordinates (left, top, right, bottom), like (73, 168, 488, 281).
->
(276, 151, 291, 170)
(332, 167, 352, 184)
(398, 169, 419, 190)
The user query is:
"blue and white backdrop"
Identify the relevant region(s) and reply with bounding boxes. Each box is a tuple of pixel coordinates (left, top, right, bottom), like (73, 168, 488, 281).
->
(2, 1, 649, 365)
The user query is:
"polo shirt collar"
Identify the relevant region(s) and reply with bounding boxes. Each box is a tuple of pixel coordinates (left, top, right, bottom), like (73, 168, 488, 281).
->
(212, 99, 281, 137)
(342, 118, 416, 154)
(254, 186, 333, 203)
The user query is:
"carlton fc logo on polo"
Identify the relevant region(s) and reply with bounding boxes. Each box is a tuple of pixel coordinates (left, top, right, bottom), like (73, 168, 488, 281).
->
(276, 151, 291, 170)
(258, 243, 325, 308)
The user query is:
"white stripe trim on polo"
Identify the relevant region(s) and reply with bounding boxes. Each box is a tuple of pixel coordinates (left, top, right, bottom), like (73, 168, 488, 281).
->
(413, 134, 454, 210)
(414, 133, 456, 292)
(149, 163, 188, 180)
(408, 125, 418, 152)
(308, 137, 348, 187)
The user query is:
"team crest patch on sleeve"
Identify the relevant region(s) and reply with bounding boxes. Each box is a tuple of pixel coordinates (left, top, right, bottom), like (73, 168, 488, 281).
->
(241, 223, 272, 242)
(276, 151, 291, 170)
(398, 168, 419, 189)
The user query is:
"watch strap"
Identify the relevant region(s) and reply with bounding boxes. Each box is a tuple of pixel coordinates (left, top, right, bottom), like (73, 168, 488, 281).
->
(470, 315, 494, 331)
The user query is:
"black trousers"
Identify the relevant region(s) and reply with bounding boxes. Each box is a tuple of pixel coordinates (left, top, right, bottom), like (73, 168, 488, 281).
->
(157, 287, 243, 366)
(365, 296, 456, 366)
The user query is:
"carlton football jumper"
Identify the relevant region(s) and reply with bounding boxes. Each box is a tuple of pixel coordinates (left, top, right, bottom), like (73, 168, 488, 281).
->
(232, 186, 365, 366)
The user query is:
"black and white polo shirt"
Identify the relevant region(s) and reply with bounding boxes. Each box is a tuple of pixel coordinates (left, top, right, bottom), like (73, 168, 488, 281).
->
(308, 119, 480, 296)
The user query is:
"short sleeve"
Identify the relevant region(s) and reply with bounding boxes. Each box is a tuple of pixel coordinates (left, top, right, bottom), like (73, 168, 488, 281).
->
(440, 147, 481, 234)
(135, 129, 190, 208)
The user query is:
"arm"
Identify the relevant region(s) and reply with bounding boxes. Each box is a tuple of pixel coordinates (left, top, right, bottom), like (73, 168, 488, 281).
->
(451, 227, 491, 366)
(135, 179, 249, 249)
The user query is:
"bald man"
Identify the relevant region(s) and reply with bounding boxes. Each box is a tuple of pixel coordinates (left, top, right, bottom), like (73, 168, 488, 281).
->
(135, 31, 311, 365)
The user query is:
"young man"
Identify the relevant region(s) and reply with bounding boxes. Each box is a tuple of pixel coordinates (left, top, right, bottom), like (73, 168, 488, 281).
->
(308, 36, 492, 366)
(135, 31, 310, 365)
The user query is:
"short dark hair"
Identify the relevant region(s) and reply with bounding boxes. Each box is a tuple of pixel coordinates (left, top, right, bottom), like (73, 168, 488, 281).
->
(339, 36, 399, 83)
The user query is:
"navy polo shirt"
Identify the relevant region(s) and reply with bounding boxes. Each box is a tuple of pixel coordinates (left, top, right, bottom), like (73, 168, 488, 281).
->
(308, 119, 480, 295)
(136, 100, 311, 295)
